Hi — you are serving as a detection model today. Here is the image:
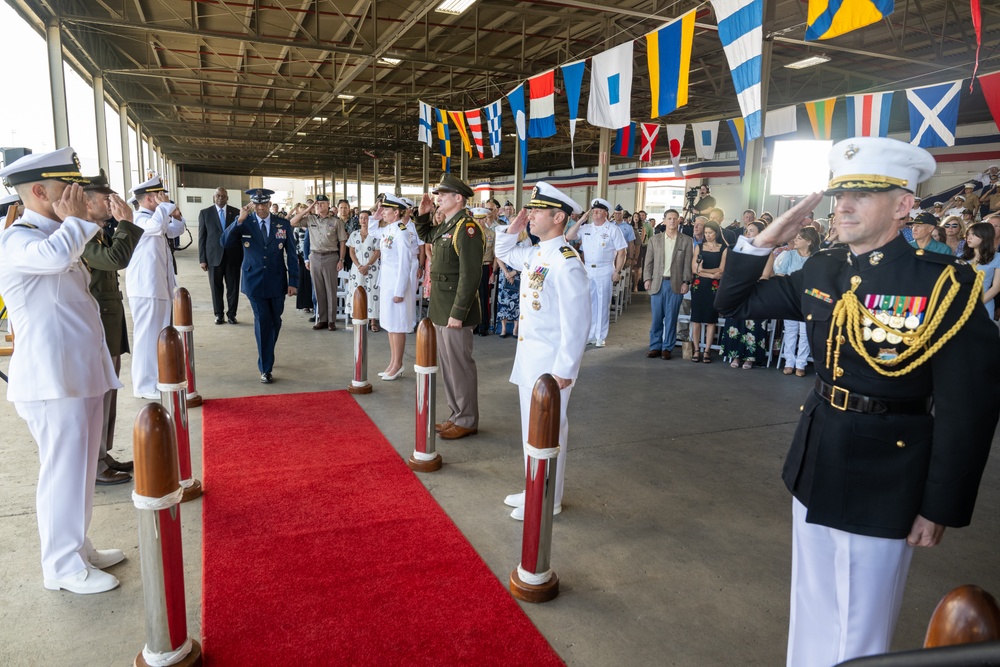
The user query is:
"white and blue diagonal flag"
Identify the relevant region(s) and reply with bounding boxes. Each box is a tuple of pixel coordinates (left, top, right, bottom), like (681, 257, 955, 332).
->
(710, 0, 763, 142)
(418, 100, 434, 148)
(485, 98, 503, 158)
(906, 81, 961, 148)
(587, 41, 634, 129)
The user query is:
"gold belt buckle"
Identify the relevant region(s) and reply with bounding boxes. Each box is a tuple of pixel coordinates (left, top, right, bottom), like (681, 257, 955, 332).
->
(830, 386, 850, 411)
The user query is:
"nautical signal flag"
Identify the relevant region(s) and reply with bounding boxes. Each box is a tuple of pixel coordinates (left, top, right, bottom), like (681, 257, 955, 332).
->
(846, 91, 893, 137)
(507, 84, 529, 177)
(448, 111, 473, 157)
(485, 99, 502, 158)
(435, 108, 451, 172)
(528, 70, 557, 138)
(466, 109, 485, 159)
(562, 60, 586, 168)
(710, 0, 763, 141)
(727, 117, 748, 181)
(979, 71, 1000, 133)
(418, 101, 434, 148)
(806, 0, 894, 41)
(613, 122, 638, 158)
(588, 41, 634, 129)
(646, 10, 695, 118)
(666, 124, 686, 177)
(805, 98, 837, 139)
(639, 123, 660, 162)
(906, 80, 961, 148)
(692, 121, 719, 160)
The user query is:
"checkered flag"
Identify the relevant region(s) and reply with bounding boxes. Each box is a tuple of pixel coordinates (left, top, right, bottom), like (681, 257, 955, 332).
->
(485, 99, 502, 158)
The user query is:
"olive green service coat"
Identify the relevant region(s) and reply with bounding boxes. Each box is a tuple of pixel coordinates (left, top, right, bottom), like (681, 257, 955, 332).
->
(415, 210, 485, 327)
(82, 219, 144, 357)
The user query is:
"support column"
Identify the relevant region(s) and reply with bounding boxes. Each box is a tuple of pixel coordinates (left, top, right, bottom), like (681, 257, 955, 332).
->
(136, 123, 145, 180)
(119, 102, 132, 193)
(356, 164, 362, 205)
(46, 19, 70, 148)
(460, 148, 469, 182)
(743, 1, 775, 214)
(394, 152, 402, 195)
(513, 141, 524, 209)
(343, 168, 349, 203)
(597, 128, 611, 200)
(328, 172, 335, 200)
(422, 145, 430, 191)
(148, 140, 156, 176)
(373, 158, 379, 197)
(93, 75, 109, 174)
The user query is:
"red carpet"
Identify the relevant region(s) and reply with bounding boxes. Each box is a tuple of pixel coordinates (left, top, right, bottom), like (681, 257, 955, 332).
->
(201, 391, 564, 667)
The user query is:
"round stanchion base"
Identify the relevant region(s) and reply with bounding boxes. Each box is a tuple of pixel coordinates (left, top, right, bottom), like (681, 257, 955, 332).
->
(347, 383, 373, 395)
(510, 569, 559, 603)
(181, 479, 203, 503)
(135, 639, 203, 667)
(186, 393, 203, 408)
(407, 453, 442, 472)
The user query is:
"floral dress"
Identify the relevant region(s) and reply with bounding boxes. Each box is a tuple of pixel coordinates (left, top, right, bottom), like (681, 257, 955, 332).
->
(346, 229, 381, 320)
(720, 318, 768, 365)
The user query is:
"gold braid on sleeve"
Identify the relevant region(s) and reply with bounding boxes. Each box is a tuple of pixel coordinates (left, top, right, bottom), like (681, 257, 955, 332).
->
(825, 266, 984, 378)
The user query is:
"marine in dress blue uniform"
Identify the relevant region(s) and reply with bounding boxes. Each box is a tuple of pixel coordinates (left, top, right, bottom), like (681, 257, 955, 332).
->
(221, 188, 299, 383)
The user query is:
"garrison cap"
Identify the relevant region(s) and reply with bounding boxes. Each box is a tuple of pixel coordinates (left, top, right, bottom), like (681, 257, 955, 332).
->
(0, 147, 87, 188)
(246, 188, 275, 204)
(825, 137, 935, 195)
(614, 204, 624, 212)
(912, 212, 939, 226)
(132, 175, 167, 197)
(83, 169, 116, 195)
(527, 181, 582, 216)
(504, 200, 514, 208)
(381, 194, 408, 209)
(432, 174, 474, 199)
(314, 194, 330, 202)
(591, 197, 611, 212)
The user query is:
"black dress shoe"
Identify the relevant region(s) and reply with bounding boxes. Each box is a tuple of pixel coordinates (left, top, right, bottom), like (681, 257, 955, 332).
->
(228, 317, 238, 324)
(308, 316, 317, 323)
(260, 372, 273, 384)
(105, 455, 134, 472)
(215, 316, 225, 325)
(95, 469, 132, 485)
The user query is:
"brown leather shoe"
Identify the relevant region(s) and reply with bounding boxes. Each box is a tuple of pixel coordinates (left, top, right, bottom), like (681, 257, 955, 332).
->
(96, 469, 132, 486)
(661, 349, 672, 360)
(438, 424, 478, 440)
(313, 322, 329, 330)
(435, 420, 454, 433)
(105, 455, 134, 473)
(795, 369, 806, 377)
(646, 349, 659, 358)
(328, 322, 337, 331)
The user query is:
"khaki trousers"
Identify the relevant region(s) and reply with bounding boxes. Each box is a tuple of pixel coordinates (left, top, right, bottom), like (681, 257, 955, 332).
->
(310, 251, 340, 324)
(434, 324, 479, 429)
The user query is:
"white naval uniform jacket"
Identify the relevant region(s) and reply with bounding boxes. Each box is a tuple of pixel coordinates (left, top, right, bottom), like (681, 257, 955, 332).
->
(126, 202, 184, 299)
(0, 209, 122, 402)
(495, 230, 591, 387)
(577, 221, 627, 268)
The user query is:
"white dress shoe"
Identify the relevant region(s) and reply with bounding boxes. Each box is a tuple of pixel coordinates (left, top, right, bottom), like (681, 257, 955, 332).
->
(595, 340, 606, 348)
(88, 549, 126, 569)
(381, 368, 404, 381)
(504, 491, 525, 508)
(44, 567, 120, 594)
(137, 392, 160, 400)
(510, 504, 562, 521)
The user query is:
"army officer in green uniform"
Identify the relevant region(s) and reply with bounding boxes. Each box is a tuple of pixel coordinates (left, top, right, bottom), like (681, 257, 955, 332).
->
(415, 175, 484, 440)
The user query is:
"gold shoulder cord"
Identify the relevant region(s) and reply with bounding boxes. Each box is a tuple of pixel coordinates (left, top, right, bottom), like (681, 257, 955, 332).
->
(450, 216, 486, 256)
(825, 266, 984, 378)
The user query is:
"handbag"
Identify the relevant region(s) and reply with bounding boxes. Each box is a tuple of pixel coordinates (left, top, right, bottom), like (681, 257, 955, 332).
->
(682, 341, 694, 359)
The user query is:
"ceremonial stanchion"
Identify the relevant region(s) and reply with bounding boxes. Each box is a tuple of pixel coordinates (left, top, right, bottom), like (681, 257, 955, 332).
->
(132, 403, 203, 667)
(158, 327, 202, 502)
(510, 374, 560, 603)
(172, 287, 202, 408)
(409, 318, 442, 472)
(347, 287, 372, 395)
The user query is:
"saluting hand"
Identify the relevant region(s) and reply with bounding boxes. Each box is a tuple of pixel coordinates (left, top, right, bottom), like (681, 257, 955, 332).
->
(751, 192, 825, 249)
(418, 193, 434, 216)
(108, 194, 133, 223)
(506, 208, 529, 235)
(238, 204, 252, 223)
(52, 183, 88, 221)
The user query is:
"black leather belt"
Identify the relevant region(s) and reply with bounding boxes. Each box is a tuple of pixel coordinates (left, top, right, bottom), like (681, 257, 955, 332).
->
(310, 250, 338, 256)
(815, 380, 933, 415)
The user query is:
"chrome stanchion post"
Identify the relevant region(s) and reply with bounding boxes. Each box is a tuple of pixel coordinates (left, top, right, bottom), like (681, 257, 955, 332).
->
(172, 287, 202, 408)
(348, 287, 373, 395)
(409, 318, 442, 472)
(157, 326, 202, 502)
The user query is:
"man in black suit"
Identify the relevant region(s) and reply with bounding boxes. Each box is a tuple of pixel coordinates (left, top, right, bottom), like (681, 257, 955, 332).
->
(199, 187, 243, 324)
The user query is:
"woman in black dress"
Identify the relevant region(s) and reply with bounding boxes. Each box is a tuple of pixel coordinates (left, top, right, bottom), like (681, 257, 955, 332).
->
(690, 220, 727, 362)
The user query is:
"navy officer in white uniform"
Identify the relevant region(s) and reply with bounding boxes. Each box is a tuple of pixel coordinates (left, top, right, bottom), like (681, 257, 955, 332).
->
(0, 148, 126, 594)
(565, 197, 627, 347)
(495, 182, 591, 520)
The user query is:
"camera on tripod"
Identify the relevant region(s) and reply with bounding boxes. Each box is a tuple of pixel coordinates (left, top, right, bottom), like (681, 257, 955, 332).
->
(685, 187, 699, 204)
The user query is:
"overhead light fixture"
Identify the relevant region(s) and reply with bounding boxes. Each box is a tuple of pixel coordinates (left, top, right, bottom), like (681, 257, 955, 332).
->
(312, 116, 327, 122)
(435, 0, 476, 15)
(784, 55, 830, 70)
(337, 94, 355, 100)
(378, 57, 402, 66)
(296, 132, 307, 136)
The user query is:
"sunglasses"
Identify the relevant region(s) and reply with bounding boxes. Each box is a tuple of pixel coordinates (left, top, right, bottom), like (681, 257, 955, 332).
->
(943, 224, 959, 228)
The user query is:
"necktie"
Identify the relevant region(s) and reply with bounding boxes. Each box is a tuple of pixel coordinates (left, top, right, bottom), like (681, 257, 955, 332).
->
(219, 208, 226, 226)
(261, 219, 267, 239)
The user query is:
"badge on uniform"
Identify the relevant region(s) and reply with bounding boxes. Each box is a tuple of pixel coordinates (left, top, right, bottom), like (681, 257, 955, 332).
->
(527, 266, 549, 291)
(276, 227, 286, 240)
(384, 234, 394, 249)
(244, 242, 250, 247)
(804, 288, 833, 303)
(861, 294, 927, 344)
(466, 224, 476, 238)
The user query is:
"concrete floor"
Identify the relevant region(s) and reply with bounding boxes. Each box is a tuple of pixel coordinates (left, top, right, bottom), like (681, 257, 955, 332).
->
(1, 233, 999, 666)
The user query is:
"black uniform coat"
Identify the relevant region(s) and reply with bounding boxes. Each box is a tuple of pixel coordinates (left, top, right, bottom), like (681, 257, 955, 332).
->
(715, 234, 1000, 539)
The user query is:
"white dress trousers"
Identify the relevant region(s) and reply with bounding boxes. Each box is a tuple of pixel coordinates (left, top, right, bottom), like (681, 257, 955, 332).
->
(586, 263, 614, 342)
(128, 296, 172, 397)
(577, 222, 626, 343)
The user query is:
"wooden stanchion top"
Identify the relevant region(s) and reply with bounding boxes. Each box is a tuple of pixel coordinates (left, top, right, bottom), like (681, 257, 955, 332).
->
(173, 287, 193, 327)
(925, 584, 1000, 648)
(416, 317, 436, 367)
(527, 374, 560, 450)
(157, 326, 186, 384)
(352, 286, 368, 321)
(133, 403, 180, 499)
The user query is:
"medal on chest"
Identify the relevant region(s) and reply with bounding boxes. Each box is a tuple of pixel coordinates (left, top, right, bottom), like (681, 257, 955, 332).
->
(384, 234, 394, 249)
(527, 266, 549, 292)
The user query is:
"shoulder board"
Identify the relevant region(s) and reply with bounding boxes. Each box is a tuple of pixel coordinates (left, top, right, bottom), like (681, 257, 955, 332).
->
(560, 245, 580, 260)
(12, 222, 38, 229)
(398, 222, 407, 230)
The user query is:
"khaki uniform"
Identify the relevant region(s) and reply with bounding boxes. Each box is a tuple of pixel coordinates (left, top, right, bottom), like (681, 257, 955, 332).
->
(304, 214, 347, 325)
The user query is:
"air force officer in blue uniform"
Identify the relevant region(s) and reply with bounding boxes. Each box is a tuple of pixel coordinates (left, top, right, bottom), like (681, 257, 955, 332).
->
(221, 189, 298, 383)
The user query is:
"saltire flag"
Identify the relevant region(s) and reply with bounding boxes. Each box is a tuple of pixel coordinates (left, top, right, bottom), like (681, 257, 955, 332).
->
(465, 109, 485, 159)
(666, 124, 686, 177)
(727, 117, 748, 181)
(805, 98, 837, 139)
(691, 121, 719, 160)
(484, 99, 502, 158)
(978, 72, 1000, 133)
(764, 104, 797, 137)
(561, 60, 586, 168)
(528, 70, 557, 138)
(846, 91, 893, 137)
(448, 111, 473, 156)
(639, 123, 661, 162)
(435, 108, 451, 172)
(587, 41, 634, 129)
(710, 0, 763, 141)
(507, 84, 529, 177)
(613, 122, 638, 158)
(646, 10, 696, 118)
(906, 81, 961, 148)
(806, 0, 894, 41)
(418, 101, 434, 148)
